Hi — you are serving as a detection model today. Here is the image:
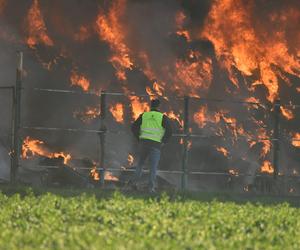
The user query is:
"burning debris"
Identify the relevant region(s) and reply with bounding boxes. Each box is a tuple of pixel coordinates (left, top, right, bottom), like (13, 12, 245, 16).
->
(22, 136, 71, 165)
(22, 137, 119, 187)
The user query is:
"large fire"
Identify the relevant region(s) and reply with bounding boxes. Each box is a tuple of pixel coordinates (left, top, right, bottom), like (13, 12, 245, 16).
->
(200, 0, 300, 103)
(1, 0, 299, 184)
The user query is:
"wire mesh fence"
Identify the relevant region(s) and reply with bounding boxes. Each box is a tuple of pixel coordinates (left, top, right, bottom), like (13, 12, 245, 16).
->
(4, 52, 300, 192)
(12, 86, 300, 187)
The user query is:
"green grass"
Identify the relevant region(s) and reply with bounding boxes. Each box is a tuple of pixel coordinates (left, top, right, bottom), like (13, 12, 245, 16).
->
(0, 186, 300, 249)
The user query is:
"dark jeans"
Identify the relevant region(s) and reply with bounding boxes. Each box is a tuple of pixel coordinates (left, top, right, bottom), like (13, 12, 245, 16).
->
(134, 143, 161, 190)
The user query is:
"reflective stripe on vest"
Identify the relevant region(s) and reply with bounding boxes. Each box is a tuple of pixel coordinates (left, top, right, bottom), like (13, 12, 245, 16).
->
(139, 111, 165, 143)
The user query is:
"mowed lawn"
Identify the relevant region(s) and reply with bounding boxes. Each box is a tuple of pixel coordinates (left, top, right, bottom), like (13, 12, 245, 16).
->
(0, 187, 300, 250)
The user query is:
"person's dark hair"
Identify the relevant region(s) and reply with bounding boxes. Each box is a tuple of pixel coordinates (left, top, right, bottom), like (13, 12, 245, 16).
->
(151, 99, 160, 109)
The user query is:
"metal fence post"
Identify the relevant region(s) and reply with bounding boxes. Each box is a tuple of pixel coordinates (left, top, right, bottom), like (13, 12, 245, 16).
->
(99, 91, 107, 186)
(273, 99, 280, 179)
(181, 96, 190, 191)
(11, 51, 23, 183)
(10, 86, 15, 182)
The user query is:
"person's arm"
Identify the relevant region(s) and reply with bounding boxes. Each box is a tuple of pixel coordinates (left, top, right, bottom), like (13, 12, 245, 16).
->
(162, 115, 172, 143)
(131, 114, 143, 140)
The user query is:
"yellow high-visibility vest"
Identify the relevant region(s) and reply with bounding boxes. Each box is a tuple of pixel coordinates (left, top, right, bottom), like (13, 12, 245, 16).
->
(139, 111, 165, 143)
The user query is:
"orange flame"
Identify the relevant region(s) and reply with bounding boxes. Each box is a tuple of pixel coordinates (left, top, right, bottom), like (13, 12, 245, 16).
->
(174, 51, 212, 96)
(248, 127, 271, 158)
(165, 110, 183, 127)
(109, 103, 124, 123)
(90, 166, 100, 181)
(128, 154, 134, 166)
(138, 51, 158, 81)
(259, 134, 271, 158)
(129, 96, 149, 120)
(105, 171, 119, 181)
(229, 169, 239, 176)
(260, 160, 274, 174)
(193, 106, 208, 128)
(280, 106, 294, 120)
(175, 11, 191, 42)
(95, 0, 133, 80)
(70, 70, 90, 91)
(216, 147, 229, 157)
(22, 136, 71, 164)
(90, 168, 118, 182)
(26, 0, 54, 48)
(137, 53, 167, 98)
(245, 97, 260, 110)
(152, 82, 165, 97)
(201, 0, 300, 102)
(291, 133, 300, 147)
(193, 106, 223, 128)
(73, 106, 100, 123)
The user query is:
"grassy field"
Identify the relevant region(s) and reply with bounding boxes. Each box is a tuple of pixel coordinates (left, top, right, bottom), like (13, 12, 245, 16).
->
(0, 186, 300, 249)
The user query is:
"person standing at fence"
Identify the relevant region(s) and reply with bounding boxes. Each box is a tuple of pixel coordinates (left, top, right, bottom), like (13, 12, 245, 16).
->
(130, 99, 172, 192)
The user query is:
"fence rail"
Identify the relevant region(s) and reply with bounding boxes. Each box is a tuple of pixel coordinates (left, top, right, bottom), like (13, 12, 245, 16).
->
(24, 87, 300, 107)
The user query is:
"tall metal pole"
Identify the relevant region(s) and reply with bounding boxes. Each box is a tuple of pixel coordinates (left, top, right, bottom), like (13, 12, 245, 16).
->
(273, 99, 280, 179)
(10, 86, 15, 182)
(181, 96, 190, 191)
(11, 51, 23, 183)
(99, 91, 107, 186)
